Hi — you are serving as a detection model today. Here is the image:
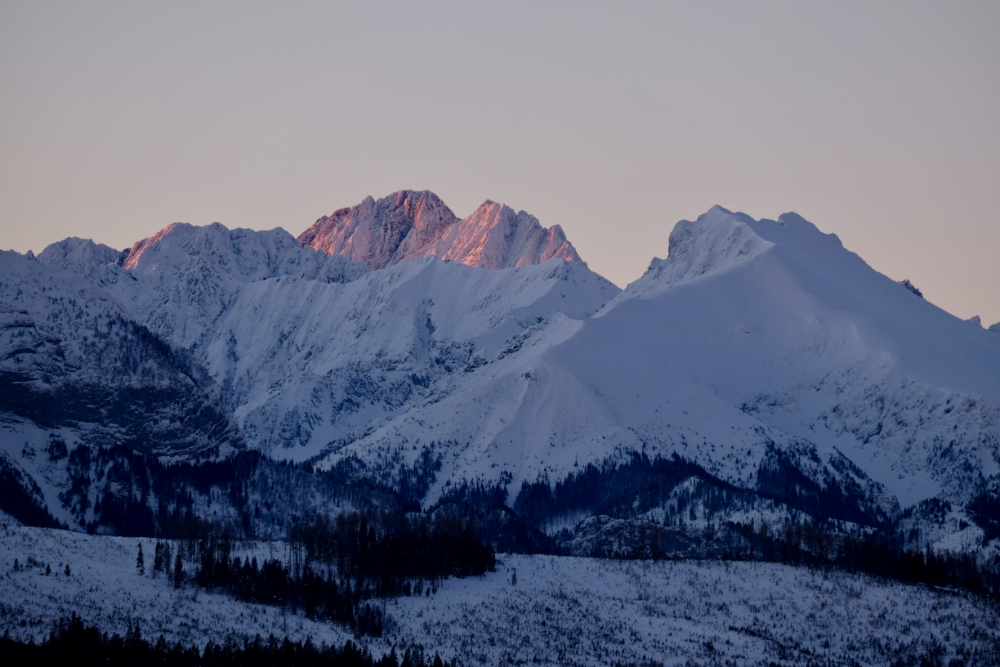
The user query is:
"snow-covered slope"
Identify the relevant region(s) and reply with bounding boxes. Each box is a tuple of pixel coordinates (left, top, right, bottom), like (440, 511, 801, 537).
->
(299, 190, 585, 270)
(11, 202, 1000, 666)
(211, 256, 618, 458)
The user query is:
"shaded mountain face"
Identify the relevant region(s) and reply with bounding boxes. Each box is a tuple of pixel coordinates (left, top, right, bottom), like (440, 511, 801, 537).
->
(298, 190, 585, 270)
(0, 251, 242, 458)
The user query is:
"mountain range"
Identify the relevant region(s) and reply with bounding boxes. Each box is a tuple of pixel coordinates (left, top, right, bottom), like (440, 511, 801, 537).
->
(2, 190, 999, 554)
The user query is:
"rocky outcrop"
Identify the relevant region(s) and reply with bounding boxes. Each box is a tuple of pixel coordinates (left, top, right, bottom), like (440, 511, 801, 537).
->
(897, 279, 923, 298)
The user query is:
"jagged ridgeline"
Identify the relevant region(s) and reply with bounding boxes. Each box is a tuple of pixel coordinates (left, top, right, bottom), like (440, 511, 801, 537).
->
(2, 195, 1000, 592)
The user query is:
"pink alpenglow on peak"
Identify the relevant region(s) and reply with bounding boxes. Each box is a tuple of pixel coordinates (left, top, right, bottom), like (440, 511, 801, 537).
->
(122, 223, 189, 271)
(298, 190, 586, 270)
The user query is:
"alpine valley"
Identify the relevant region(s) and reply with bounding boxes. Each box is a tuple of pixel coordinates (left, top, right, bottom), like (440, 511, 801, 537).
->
(2, 190, 1000, 665)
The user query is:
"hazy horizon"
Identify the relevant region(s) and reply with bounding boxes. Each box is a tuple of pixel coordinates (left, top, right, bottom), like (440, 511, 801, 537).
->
(2, 1, 998, 325)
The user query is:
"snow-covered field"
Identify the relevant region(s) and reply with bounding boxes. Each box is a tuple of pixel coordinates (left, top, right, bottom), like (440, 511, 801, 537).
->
(0, 521, 353, 650)
(392, 555, 1000, 666)
(2, 521, 998, 665)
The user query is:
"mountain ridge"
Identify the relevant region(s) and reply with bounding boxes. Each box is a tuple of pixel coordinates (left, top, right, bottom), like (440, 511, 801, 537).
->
(3, 197, 999, 558)
(299, 190, 585, 271)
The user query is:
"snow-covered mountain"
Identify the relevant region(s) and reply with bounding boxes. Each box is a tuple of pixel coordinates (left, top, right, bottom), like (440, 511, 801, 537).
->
(24, 212, 618, 465)
(314, 206, 1000, 513)
(51, 222, 370, 354)
(6, 196, 1000, 667)
(299, 190, 585, 270)
(5, 196, 1000, 539)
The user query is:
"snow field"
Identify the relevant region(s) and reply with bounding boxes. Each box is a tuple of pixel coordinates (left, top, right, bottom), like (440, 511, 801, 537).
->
(388, 554, 1000, 666)
(2, 522, 998, 666)
(0, 523, 353, 651)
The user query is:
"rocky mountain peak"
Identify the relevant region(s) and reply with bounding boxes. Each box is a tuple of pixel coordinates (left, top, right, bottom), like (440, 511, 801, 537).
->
(38, 237, 121, 268)
(298, 190, 585, 270)
(619, 205, 773, 301)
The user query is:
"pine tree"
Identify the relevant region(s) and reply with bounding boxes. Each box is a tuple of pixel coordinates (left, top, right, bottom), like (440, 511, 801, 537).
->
(163, 542, 172, 581)
(152, 542, 163, 577)
(64, 564, 71, 576)
(136, 543, 145, 575)
(173, 553, 183, 589)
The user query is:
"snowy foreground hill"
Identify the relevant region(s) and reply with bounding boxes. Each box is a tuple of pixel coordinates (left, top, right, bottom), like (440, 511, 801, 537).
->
(2, 520, 999, 665)
(2, 191, 1000, 663)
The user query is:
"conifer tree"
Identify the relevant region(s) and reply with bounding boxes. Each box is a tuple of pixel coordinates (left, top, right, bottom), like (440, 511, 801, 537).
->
(152, 542, 163, 577)
(173, 553, 183, 589)
(136, 543, 145, 575)
(163, 542, 172, 581)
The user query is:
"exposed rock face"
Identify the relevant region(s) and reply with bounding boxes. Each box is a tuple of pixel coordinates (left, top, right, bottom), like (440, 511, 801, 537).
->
(897, 279, 923, 298)
(298, 190, 585, 270)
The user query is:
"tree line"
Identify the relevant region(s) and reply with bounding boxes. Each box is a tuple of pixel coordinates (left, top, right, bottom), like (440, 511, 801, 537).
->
(729, 519, 1000, 599)
(0, 613, 453, 666)
(148, 510, 495, 637)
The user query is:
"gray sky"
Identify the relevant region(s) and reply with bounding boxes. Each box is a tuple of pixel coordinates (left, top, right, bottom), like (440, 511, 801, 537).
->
(2, 1, 998, 325)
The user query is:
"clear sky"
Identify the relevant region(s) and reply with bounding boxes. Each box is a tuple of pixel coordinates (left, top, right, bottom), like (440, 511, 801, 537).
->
(2, 1, 998, 325)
